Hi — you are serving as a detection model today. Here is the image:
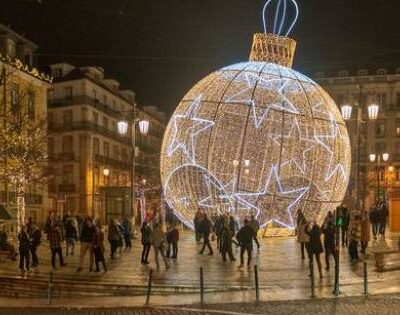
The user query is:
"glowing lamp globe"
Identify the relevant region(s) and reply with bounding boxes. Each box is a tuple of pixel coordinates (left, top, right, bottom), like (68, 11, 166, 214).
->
(160, 1, 351, 230)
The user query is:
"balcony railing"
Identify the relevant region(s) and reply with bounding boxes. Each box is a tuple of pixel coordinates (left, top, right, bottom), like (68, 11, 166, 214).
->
(48, 121, 131, 145)
(58, 183, 76, 193)
(94, 154, 131, 170)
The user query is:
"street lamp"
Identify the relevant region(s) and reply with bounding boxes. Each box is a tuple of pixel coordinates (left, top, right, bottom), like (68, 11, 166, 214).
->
(103, 168, 110, 177)
(118, 113, 150, 229)
(369, 152, 389, 204)
(368, 104, 379, 120)
(340, 105, 352, 121)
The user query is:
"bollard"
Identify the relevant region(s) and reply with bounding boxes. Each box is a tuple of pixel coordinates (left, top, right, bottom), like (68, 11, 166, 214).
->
(47, 271, 53, 305)
(254, 265, 260, 304)
(145, 269, 153, 305)
(309, 260, 315, 298)
(200, 267, 204, 305)
(363, 260, 368, 295)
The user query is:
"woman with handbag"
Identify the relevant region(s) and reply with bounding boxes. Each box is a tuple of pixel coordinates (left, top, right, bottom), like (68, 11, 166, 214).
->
(151, 223, 169, 270)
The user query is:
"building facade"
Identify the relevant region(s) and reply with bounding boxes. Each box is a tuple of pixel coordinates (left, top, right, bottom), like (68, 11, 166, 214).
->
(47, 63, 165, 225)
(0, 23, 51, 227)
(316, 67, 400, 230)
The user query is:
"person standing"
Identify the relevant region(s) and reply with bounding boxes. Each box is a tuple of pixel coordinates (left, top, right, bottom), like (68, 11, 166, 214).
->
(236, 219, 256, 268)
(30, 224, 41, 267)
(64, 218, 78, 256)
(348, 214, 362, 264)
(108, 218, 121, 260)
(121, 216, 133, 250)
(18, 226, 30, 275)
(141, 221, 151, 264)
(48, 225, 65, 270)
(249, 215, 260, 250)
(379, 202, 389, 237)
(198, 214, 213, 256)
(369, 205, 380, 240)
(93, 225, 107, 272)
(296, 210, 309, 260)
(306, 222, 324, 278)
(361, 208, 371, 254)
(151, 223, 169, 270)
(322, 214, 335, 271)
(221, 218, 235, 262)
(77, 217, 96, 272)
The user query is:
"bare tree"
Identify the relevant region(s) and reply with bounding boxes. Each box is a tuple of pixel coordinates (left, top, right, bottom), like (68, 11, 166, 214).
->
(0, 62, 48, 231)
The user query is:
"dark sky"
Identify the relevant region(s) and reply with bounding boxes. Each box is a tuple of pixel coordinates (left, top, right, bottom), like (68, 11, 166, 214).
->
(1, 0, 400, 115)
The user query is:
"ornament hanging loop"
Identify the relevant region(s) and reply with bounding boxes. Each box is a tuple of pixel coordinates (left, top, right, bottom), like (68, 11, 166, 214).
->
(262, 0, 299, 37)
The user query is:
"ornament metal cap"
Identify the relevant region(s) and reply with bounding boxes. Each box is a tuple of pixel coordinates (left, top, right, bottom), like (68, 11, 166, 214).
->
(249, 33, 297, 68)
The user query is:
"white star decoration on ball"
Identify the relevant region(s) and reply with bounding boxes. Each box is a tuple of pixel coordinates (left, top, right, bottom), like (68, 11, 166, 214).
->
(161, 62, 351, 230)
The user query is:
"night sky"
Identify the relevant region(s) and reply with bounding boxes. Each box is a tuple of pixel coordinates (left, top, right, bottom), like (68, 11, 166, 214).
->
(1, 0, 400, 115)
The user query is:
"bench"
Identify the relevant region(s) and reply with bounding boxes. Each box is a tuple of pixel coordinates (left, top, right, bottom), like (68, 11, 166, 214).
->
(370, 249, 400, 272)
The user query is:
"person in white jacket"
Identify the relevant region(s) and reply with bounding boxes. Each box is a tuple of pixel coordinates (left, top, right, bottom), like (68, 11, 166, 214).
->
(151, 223, 169, 270)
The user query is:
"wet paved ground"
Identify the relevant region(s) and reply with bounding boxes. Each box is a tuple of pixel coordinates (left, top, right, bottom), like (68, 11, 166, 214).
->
(1, 231, 400, 298)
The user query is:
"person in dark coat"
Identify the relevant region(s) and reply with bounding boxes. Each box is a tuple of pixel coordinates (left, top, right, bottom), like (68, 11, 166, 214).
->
(64, 218, 78, 256)
(141, 221, 151, 264)
(198, 214, 213, 255)
(48, 225, 65, 269)
(18, 226, 30, 275)
(249, 215, 260, 250)
(379, 202, 389, 237)
(322, 215, 336, 271)
(236, 219, 256, 267)
(170, 224, 179, 259)
(221, 218, 235, 262)
(306, 222, 324, 278)
(369, 205, 380, 240)
(30, 225, 41, 267)
(93, 225, 107, 272)
(77, 217, 96, 272)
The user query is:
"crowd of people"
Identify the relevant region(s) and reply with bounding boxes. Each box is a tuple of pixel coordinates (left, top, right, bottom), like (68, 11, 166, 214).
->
(194, 210, 261, 268)
(296, 202, 389, 278)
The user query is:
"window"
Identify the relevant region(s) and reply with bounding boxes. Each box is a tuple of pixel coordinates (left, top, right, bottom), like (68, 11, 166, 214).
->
(48, 112, 55, 128)
(338, 71, 349, 77)
(62, 165, 74, 184)
(62, 110, 73, 127)
(103, 94, 107, 105)
(47, 88, 54, 101)
(103, 116, 108, 130)
(81, 107, 88, 121)
(94, 166, 99, 193)
(6, 39, 16, 59)
(396, 93, 400, 108)
(121, 173, 128, 186)
(93, 111, 99, 125)
(376, 120, 386, 137)
(10, 83, 19, 113)
(358, 69, 368, 76)
(377, 93, 387, 109)
(28, 91, 35, 119)
(93, 137, 100, 155)
(121, 148, 128, 161)
(377, 68, 388, 75)
(396, 142, 400, 153)
(397, 167, 400, 181)
(48, 138, 55, 158)
(112, 145, 119, 160)
(375, 142, 387, 154)
(64, 86, 73, 100)
(337, 94, 345, 106)
(396, 119, 400, 136)
(112, 100, 116, 110)
(103, 141, 109, 157)
(62, 136, 73, 153)
(92, 89, 98, 102)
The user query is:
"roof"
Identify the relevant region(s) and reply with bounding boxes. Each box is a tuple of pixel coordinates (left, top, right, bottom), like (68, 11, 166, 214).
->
(0, 23, 38, 50)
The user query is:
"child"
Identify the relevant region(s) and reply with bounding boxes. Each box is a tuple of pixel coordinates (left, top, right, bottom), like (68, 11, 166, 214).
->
(93, 225, 107, 272)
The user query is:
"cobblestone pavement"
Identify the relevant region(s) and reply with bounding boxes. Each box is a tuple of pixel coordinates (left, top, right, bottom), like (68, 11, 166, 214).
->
(1, 231, 400, 298)
(2, 294, 400, 314)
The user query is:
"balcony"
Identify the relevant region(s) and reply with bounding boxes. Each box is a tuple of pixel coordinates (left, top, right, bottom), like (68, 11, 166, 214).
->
(48, 95, 124, 120)
(94, 154, 131, 171)
(58, 183, 76, 193)
(0, 191, 43, 205)
(48, 121, 131, 145)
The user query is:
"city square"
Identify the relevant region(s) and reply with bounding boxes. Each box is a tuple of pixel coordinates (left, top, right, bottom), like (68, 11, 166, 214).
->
(0, 0, 400, 314)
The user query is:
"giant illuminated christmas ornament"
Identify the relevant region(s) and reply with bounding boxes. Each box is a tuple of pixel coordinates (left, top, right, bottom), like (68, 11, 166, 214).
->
(160, 0, 351, 230)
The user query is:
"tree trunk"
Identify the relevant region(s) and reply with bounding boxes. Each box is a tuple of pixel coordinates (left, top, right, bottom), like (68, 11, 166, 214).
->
(16, 181, 25, 232)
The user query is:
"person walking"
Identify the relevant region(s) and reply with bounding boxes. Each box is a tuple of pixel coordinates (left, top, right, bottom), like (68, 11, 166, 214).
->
(48, 225, 65, 270)
(30, 224, 41, 267)
(64, 218, 78, 256)
(369, 205, 380, 240)
(379, 201, 389, 237)
(348, 214, 362, 264)
(221, 218, 235, 262)
(93, 225, 107, 272)
(141, 221, 152, 264)
(170, 224, 179, 259)
(151, 223, 169, 270)
(198, 214, 213, 256)
(322, 212, 335, 271)
(108, 218, 121, 260)
(121, 216, 133, 250)
(361, 208, 371, 254)
(18, 226, 30, 276)
(306, 222, 324, 278)
(236, 219, 256, 268)
(340, 206, 349, 247)
(77, 217, 96, 272)
(296, 210, 309, 260)
(249, 215, 260, 250)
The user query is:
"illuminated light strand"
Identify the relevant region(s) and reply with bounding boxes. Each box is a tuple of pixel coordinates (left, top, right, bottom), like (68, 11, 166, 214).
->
(263, 0, 299, 36)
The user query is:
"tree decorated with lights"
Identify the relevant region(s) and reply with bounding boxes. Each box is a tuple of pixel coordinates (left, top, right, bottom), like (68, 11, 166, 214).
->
(160, 0, 351, 230)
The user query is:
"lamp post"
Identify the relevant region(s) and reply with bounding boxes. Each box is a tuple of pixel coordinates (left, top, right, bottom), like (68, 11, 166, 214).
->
(340, 94, 379, 208)
(369, 152, 389, 204)
(117, 112, 149, 229)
